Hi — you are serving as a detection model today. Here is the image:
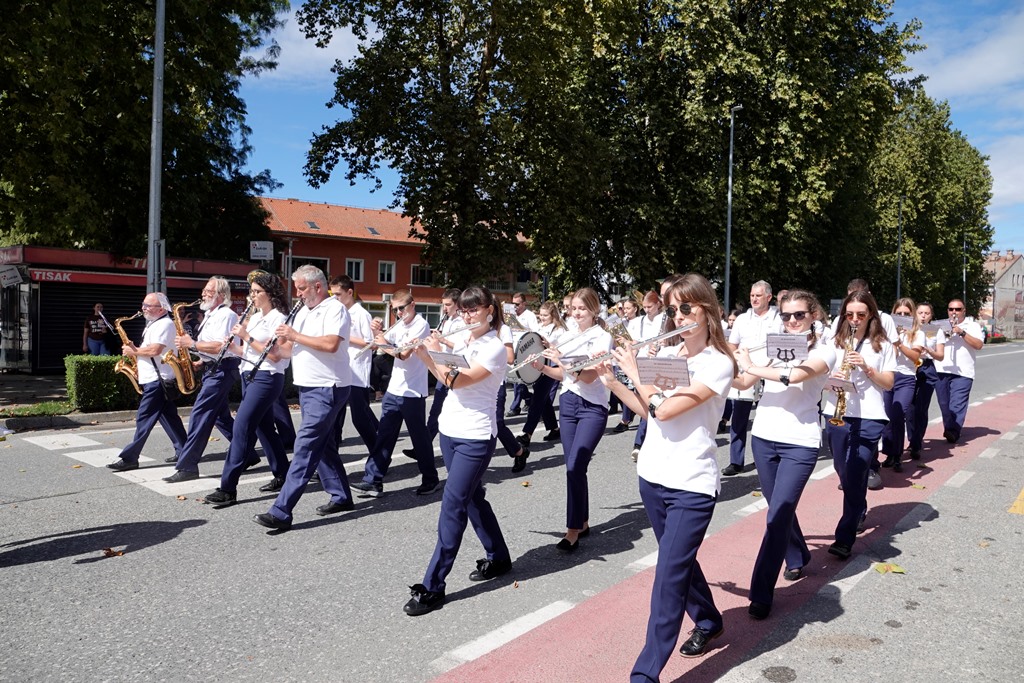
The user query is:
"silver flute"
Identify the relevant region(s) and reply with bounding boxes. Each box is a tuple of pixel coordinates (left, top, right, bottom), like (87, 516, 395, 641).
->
(563, 322, 698, 374)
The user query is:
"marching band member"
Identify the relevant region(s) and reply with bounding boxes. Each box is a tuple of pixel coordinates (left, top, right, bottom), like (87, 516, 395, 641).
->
(252, 265, 355, 530)
(332, 275, 380, 454)
(907, 301, 946, 459)
(493, 304, 530, 472)
(403, 286, 513, 616)
(205, 272, 291, 506)
(724, 280, 780, 477)
(505, 292, 539, 417)
(733, 290, 835, 619)
(610, 296, 640, 433)
(822, 291, 895, 560)
(934, 299, 984, 444)
(516, 301, 566, 449)
(879, 298, 924, 473)
(106, 293, 187, 472)
(352, 290, 439, 497)
(535, 287, 614, 552)
(599, 273, 735, 679)
(628, 290, 667, 462)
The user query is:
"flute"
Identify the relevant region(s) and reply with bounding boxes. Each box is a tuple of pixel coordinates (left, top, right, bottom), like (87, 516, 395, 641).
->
(563, 323, 698, 374)
(391, 322, 481, 354)
(355, 319, 399, 359)
(506, 326, 601, 374)
(245, 299, 303, 382)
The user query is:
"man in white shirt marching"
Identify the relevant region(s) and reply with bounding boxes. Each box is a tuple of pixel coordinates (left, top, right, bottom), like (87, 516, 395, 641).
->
(934, 298, 984, 444)
(331, 275, 379, 453)
(506, 292, 539, 417)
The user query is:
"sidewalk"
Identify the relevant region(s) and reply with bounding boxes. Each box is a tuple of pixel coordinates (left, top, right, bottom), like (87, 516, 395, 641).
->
(0, 372, 137, 432)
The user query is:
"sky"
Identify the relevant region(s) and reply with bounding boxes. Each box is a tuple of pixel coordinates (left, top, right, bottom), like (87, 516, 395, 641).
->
(239, 0, 1024, 253)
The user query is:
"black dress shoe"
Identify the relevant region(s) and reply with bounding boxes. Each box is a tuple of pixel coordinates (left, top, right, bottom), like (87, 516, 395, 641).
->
(162, 470, 199, 483)
(828, 541, 852, 559)
(555, 538, 579, 553)
(943, 430, 957, 444)
(511, 445, 530, 474)
(612, 421, 630, 433)
(204, 488, 236, 507)
(414, 481, 441, 495)
(516, 433, 531, 448)
(578, 526, 591, 538)
(258, 477, 286, 493)
(722, 463, 743, 477)
(243, 458, 261, 471)
(469, 558, 513, 581)
(106, 459, 138, 472)
(783, 567, 803, 581)
(880, 454, 897, 468)
(253, 512, 291, 531)
(505, 408, 521, 417)
(402, 448, 416, 458)
(909, 449, 921, 461)
(748, 602, 771, 620)
(164, 455, 178, 464)
(403, 584, 444, 616)
(543, 429, 560, 442)
(316, 500, 354, 516)
(351, 480, 383, 497)
(678, 626, 724, 657)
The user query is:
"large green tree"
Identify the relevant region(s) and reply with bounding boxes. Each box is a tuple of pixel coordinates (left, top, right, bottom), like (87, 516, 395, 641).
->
(0, 0, 286, 260)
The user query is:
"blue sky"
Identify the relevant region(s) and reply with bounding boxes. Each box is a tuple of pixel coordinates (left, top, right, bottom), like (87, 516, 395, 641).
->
(239, 0, 1024, 252)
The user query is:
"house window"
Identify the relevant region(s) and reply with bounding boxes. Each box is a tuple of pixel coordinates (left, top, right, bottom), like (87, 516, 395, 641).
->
(346, 258, 364, 282)
(411, 264, 434, 287)
(378, 261, 395, 284)
(289, 255, 329, 277)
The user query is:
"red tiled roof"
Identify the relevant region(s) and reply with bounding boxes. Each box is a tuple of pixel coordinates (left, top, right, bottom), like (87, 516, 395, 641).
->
(985, 250, 1022, 283)
(260, 197, 424, 245)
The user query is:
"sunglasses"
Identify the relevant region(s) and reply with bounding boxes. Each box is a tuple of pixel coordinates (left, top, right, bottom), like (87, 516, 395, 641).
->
(393, 303, 412, 313)
(948, 306, 964, 311)
(845, 311, 869, 320)
(780, 311, 810, 322)
(664, 303, 694, 317)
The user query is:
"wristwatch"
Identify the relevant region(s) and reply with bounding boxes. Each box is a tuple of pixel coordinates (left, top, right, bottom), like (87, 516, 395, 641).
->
(779, 367, 791, 386)
(648, 392, 666, 419)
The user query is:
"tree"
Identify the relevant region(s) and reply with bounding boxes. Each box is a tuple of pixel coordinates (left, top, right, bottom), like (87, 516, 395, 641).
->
(0, 0, 286, 260)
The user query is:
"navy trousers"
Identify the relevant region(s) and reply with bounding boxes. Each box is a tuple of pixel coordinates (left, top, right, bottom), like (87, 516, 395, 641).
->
(220, 371, 288, 492)
(827, 416, 886, 547)
(908, 360, 939, 451)
(118, 380, 187, 464)
(508, 382, 531, 413)
(881, 373, 916, 458)
(728, 399, 754, 467)
(935, 372, 973, 442)
(337, 385, 379, 452)
(558, 391, 608, 529)
(426, 383, 449, 441)
(273, 390, 296, 451)
(494, 383, 521, 456)
(268, 385, 352, 523)
(630, 478, 720, 683)
(521, 374, 558, 437)
(634, 417, 648, 449)
(421, 434, 509, 593)
(363, 393, 437, 486)
(749, 437, 815, 607)
(175, 359, 248, 473)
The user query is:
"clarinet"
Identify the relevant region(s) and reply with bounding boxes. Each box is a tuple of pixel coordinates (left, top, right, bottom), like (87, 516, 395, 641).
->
(209, 297, 255, 373)
(245, 300, 304, 382)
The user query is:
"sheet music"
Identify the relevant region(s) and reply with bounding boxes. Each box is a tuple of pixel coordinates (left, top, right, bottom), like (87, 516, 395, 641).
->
(428, 351, 470, 369)
(765, 333, 809, 363)
(890, 314, 914, 330)
(824, 376, 857, 394)
(637, 357, 691, 390)
(932, 319, 953, 334)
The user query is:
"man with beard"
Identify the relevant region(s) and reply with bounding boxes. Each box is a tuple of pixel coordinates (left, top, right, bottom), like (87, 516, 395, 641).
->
(106, 293, 187, 471)
(163, 277, 253, 483)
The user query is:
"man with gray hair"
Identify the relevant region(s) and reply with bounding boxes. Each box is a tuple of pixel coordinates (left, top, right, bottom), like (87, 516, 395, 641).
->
(164, 276, 252, 483)
(106, 292, 187, 471)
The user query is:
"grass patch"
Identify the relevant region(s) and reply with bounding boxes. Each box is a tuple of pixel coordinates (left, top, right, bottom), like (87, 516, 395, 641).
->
(0, 400, 74, 418)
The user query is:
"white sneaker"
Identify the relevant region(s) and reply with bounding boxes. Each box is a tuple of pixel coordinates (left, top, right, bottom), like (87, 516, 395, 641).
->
(630, 448, 640, 463)
(867, 469, 883, 490)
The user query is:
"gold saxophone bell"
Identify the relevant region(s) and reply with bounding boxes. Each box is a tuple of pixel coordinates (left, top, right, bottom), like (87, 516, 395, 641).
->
(609, 321, 633, 347)
(113, 311, 145, 394)
(504, 312, 526, 331)
(163, 298, 203, 395)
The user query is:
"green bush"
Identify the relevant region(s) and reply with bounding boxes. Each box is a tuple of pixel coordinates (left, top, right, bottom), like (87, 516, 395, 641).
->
(65, 355, 140, 412)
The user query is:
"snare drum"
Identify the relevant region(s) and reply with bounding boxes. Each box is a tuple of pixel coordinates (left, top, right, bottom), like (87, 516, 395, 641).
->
(507, 331, 544, 386)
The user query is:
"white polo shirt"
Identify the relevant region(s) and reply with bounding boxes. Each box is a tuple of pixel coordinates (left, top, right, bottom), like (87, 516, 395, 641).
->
(386, 314, 431, 397)
(291, 296, 350, 388)
(196, 304, 239, 361)
(895, 329, 926, 376)
(438, 331, 509, 440)
(559, 325, 614, 405)
(242, 308, 289, 375)
(346, 302, 374, 389)
(629, 312, 665, 340)
(137, 315, 177, 384)
(936, 320, 982, 379)
(821, 339, 897, 420)
(751, 343, 837, 448)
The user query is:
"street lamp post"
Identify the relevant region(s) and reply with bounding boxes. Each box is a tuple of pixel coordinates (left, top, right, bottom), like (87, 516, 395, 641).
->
(724, 103, 742, 314)
(146, 0, 167, 294)
(896, 195, 904, 300)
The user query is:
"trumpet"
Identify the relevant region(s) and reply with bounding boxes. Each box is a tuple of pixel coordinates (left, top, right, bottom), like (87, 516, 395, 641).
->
(609, 321, 633, 347)
(564, 323, 698, 375)
(506, 326, 602, 374)
(503, 311, 527, 331)
(391, 322, 482, 355)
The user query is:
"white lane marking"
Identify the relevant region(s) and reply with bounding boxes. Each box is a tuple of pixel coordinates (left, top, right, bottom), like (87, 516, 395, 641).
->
(811, 465, 836, 481)
(979, 349, 1024, 358)
(430, 600, 575, 674)
(627, 551, 659, 572)
(970, 401, 983, 407)
(735, 498, 769, 516)
(830, 562, 874, 598)
(114, 466, 273, 496)
(22, 435, 102, 450)
(1001, 431, 1019, 440)
(65, 448, 132, 467)
(980, 448, 1000, 459)
(929, 417, 942, 424)
(983, 396, 996, 401)
(75, 427, 142, 436)
(945, 470, 975, 488)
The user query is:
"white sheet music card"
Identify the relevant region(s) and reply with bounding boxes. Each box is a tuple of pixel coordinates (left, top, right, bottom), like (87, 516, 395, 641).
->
(637, 357, 690, 391)
(823, 375, 857, 394)
(503, 303, 516, 315)
(765, 333, 809, 364)
(890, 314, 914, 330)
(932, 319, 953, 334)
(428, 351, 470, 369)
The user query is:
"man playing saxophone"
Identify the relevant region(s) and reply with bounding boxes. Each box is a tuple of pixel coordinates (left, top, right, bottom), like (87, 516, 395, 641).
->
(106, 293, 187, 472)
(163, 277, 254, 483)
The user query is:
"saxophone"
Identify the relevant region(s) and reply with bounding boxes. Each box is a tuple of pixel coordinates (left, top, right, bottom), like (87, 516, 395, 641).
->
(113, 311, 144, 395)
(828, 325, 858, 427)
(163, 299, 203, 395)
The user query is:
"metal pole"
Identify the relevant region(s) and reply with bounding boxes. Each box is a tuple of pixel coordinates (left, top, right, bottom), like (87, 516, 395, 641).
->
(146, 0, 167, 294)
(896, 195, 904, 300)
(725, 104, 742, 314)
(962, 226, 967, 303)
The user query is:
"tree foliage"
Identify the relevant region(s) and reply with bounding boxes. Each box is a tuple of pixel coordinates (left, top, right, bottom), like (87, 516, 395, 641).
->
(299, 0, 993, 307)
(0, 0, 286, 260)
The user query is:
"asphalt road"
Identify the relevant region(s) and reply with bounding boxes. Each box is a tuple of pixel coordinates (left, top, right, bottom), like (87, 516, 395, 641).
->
(2, 343, 1023, 682)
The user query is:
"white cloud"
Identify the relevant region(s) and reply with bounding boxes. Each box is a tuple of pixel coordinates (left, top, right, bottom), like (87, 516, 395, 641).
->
(985, 135, 1024, 208)
(244, 9, 361, 91)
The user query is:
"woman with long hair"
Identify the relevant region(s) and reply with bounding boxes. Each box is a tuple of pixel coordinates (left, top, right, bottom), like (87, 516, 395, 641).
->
(880, 298, 924, 473)
(823, 290, 895, 560)
(599, 273, 735, 679)
(535, 287, 614, 552)
(403, 286, 514, 616)
(205, 273, 292, 506)
(516, 301, 566, 451)
(907, 301, 946, 460)
(733, 290, 836, 619)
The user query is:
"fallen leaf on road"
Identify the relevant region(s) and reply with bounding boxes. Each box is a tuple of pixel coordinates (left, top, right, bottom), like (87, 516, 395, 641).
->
(72, 464, 83, 469)
(176, 495, 187, 501)
(873, 563, 906, 574)
(513, 581, 519, 588)
(910, 484, 926, 489)
(208, 437, 220, 442)
(102, 548, 124, 557)
(979, 540, 990, 548)
(752, 491, 762, 498)
(521, 481, 530, 487)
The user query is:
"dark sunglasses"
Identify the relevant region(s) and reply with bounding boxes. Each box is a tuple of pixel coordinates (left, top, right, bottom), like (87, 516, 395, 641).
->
(947, 306, 964, 311)
(780, 311, 809, 322)
(665, 303, 694, 317)
(845, 311, 869, 320)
